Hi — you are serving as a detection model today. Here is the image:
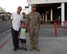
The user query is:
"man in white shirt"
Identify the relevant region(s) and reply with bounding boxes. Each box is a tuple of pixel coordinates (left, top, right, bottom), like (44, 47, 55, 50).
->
(10, 6, 23, 51)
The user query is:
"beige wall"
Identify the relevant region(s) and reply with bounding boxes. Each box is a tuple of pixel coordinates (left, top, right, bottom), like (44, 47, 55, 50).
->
(28, 0, 67, 4)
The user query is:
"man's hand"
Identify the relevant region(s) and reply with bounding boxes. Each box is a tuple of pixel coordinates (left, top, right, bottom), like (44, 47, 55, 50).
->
(9, 19, 12, 29)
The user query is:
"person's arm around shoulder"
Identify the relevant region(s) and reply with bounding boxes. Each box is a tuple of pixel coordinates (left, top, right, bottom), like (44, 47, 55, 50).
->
(38, 13, 41, 30)
(20, 14, 23, 25)
(26, 14, 30, 33)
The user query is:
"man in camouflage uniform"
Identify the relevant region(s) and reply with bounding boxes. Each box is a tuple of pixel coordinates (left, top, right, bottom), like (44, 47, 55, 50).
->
(27, 5, 40, 51)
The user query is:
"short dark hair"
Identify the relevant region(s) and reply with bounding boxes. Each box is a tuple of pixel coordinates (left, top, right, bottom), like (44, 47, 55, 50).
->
(21, 21, 25, 24)
(31, 4, 36, 8)
(17, 6, 22, 10)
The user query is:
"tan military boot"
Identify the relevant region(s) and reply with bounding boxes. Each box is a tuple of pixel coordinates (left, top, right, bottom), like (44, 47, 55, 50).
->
(34, 47, 40, 52)
(29, 47, 34, 51)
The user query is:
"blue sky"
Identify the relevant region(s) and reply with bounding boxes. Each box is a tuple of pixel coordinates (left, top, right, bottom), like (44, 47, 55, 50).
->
(0, 0, 28, 13)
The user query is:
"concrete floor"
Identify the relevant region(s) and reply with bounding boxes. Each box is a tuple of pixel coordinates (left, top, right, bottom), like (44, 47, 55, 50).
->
(0, 32, 67, 54)
(0, 24, 67, 54)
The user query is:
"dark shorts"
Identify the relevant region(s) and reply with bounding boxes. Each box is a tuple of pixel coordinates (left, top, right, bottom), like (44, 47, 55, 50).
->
(20, 39, 26, 43)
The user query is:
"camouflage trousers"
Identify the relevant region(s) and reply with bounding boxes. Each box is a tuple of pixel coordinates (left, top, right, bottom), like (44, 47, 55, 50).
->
(29, 28, 39, 48)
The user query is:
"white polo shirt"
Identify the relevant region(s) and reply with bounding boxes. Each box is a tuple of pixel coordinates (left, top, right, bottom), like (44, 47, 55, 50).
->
(11, 12, 23, 31)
